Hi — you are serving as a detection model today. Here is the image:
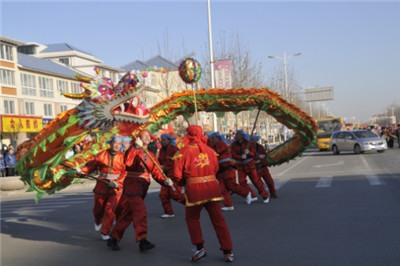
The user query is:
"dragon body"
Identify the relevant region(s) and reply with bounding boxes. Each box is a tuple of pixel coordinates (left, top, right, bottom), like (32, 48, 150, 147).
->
(16, 73, 317, 200)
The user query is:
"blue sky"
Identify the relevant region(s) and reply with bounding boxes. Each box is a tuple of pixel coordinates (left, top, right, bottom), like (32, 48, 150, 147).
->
(1, 0, 399, 122)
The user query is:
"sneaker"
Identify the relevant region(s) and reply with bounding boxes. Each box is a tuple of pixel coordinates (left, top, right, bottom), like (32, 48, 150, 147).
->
(139, 239, 155, 252)
(221, 206, 234, 211)
(161, 213, 175, 218)
(245, 192, 252, 205)
(224, 252, 235, 262)
(251, 197, 258, 202)
(101, 234, 110, 240)
(263, 197, 270, 204)
(94, 223, 102, 231)
(191, 248, 207, 262)
(107, 237, 120, 251)
(271, 194, 278, 198)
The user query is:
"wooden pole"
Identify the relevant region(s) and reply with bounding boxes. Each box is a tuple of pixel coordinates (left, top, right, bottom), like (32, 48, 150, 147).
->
(192, 83, 199, 125)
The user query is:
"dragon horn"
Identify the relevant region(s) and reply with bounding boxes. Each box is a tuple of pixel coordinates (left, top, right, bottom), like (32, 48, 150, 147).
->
(62, 87, 93, 100)
(74, 74, 93, 83)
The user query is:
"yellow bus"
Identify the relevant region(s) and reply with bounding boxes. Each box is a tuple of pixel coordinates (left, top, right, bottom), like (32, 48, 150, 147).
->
(315, 117, 345, 151)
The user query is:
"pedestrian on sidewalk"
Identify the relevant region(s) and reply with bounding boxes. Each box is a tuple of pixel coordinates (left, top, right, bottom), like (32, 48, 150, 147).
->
(5, 148, 17, 176)
(0, 153, 6, 177)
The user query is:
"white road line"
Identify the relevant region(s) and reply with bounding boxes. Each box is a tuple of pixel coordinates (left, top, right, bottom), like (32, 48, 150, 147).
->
(1, 216, 28, 221)
(316, 176, 333, 188)
(360, 155, 385, 186)
(274, 178, 290, 190)
(12, 209, 56, 214)
(2, 205, 71, 213)
(277, 156, 308, 177)
(2, 201, 88, 207)
(366, 174, 386, 186)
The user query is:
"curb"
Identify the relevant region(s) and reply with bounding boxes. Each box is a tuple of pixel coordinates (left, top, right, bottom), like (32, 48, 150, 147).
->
(0, 176, 26, 191)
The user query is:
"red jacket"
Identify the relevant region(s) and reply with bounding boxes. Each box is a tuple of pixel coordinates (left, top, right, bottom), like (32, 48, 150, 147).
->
(81, 150, 126, 195)
(211, 140, 235, 172)
(230, 139, 256, 168)
(254, 143, 268, 168)
(123, 147, 166, 197)
(173, 143, 222, 206)
(158, 144, 179, 178)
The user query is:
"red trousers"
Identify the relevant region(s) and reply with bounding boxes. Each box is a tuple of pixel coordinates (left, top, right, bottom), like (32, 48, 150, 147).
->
(93, 193, 121, 235)
(111, 195, 148, 242)
(237, 165, 269, 199)
(217, 169, 249, 207)
(258, 167, 277, 195)
(185, 200, 233, 251)
(159, 183, 186, 214)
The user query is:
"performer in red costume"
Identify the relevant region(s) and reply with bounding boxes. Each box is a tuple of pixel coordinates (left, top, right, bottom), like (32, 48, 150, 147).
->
(208, 131, 252, 211)
(173, 125, 234, 263)
(78, 135, 127, 240)
(250, 135, 277, 198)
(107, 130, 173, 252)
(158, 133, 185, 218)
(230, 130, 270, 203)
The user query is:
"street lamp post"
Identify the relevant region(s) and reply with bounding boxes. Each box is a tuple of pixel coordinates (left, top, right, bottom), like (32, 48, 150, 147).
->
(207, 0, 218, 131)
(268, 52, 301, 100)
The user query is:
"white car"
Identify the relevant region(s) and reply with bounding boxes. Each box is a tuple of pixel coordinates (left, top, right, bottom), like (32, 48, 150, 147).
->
(329, 130, 387, 155)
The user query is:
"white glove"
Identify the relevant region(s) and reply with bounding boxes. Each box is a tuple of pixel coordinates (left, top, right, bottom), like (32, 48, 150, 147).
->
(241, 154, 247, 159)
(164, 178, 174, 187)
(135, 137, 143, 148)
(74, 167, 82, 174)
(108, 181, 119, 189)
(244, 149, 250, 155)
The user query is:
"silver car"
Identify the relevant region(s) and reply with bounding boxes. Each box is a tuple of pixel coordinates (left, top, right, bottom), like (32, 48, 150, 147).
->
(329, 130, 387, 155)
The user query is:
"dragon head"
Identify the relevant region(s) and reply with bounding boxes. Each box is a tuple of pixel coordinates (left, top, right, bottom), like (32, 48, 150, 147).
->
(63, 70, 158, 130)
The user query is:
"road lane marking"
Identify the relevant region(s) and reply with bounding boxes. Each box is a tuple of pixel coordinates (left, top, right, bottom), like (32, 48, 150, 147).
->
(274, 178, 290, 190)
(1, 201, 88, 207)
(366, 174, 386, 186)
(1, 216, 28, 221)
(316, 176, 333, 188)
(2, 205, 71, 213)
(277, 156, 308, 176)
(360, 155, 385, 186)
(313, 160, 344, 168)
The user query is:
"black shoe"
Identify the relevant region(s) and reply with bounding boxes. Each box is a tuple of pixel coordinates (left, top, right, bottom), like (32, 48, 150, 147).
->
(139, 239, 155, 252)
(271, 194, 278, 198)
(107, 237, 120, 251)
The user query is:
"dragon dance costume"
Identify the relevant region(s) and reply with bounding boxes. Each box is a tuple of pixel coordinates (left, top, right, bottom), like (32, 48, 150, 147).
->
(173, 125, 234, 262)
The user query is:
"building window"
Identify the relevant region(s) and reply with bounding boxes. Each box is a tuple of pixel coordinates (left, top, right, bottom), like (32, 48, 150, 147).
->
(0, 69, 15, 86)
(21, 73, 37, 96)
(57, 80, 69, 93)
(59, 57, 70, 65)
(71, 82, 82, 94)
(38, 77, 54, 98)
(4, 100, 15, 114)
(0, 44, 13, 61)
(60, 105, 68, 113)
(44, 103, 53, 116)
(25, 101, 35, 115)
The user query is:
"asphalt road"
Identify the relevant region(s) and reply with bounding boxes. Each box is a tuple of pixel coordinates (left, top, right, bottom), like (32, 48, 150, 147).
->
(1, 148, 400, 266)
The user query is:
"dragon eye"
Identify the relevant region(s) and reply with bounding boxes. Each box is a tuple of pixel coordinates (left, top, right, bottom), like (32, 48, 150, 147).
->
(98, 85, 109, 95)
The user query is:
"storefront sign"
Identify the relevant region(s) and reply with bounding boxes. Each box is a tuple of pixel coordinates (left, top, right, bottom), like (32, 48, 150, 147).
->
(1, 115, 43, 132)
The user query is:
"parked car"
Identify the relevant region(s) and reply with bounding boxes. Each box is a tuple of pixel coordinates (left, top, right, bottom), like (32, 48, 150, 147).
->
(329, 130, 387, 155)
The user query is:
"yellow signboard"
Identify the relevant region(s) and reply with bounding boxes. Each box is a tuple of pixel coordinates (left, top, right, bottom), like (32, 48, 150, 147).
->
(1, 115, 43, 133)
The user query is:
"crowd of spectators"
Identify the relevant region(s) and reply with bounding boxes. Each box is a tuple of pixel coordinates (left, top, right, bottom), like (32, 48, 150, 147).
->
(0, 144, 17, 177)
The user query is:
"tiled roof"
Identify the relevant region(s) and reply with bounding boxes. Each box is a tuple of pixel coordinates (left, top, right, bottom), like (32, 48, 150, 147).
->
(120, 60, 149, 71)
(18, 53, 82, 78)
(121, 55, 178, 71)
(145, 55, 177, 70)
(41, 43, 91, 55)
